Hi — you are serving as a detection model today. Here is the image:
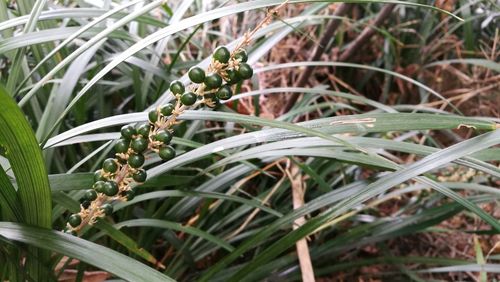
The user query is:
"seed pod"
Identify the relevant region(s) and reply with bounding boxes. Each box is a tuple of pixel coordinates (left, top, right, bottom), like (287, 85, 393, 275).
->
(169, 80, 185, 94)
(188, 66, 206, 83)
(213, 46, 230, 63)
(180, 92, 197, 106)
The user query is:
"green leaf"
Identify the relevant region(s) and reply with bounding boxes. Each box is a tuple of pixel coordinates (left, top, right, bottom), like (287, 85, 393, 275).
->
(0, 222, 174, 281)
(94, 221, 162, 267)
(0, 85, 52, 277)
(0, 167, 24, 222)
(114, 219, 235, 252)
(0, 85, 51, 227)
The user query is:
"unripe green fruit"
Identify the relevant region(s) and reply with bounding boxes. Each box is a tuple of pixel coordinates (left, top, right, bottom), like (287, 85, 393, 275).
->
(94, 170, 106, 182)
(120, 124, 136, 140)
(216, 85, 233, 100)
(234, 49, 248, 62)
(159, 145, 176, 161)
(128, 153, 145, 168)
(148, 110, 159, 123)
(101, 203, 113, 216)
(213, 46, 230, 63)
(136, 123, 151, 138)
(205, 73, 223, 89)
(169, 80, 185, 94)
(125, 189, 135, 201)
(81, 200, 91, 209)
(131, 136, 148, 153)
(225, 69, 241, 85)
(114, 139, 129, 154)
(93, 180, 106, 193)
(160, 103, 175, 116)
(84, 189, 98, 201)
(237, 63, 253, 80)
(188, 66, 206, 83)
(133, 169, 147, 183)
(102, 158, 118, 173)
(103, 181, 119, 196)
(180, 92, 197, 106)
(154, 130, 173, 144)
(68, 214, 81, 227)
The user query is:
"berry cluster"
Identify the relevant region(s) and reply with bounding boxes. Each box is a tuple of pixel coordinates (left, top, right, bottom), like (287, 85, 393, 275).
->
(64, 46, 254, 235)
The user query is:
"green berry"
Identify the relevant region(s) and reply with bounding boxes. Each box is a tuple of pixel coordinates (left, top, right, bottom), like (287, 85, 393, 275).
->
(216, 85, 233, 100)
(101, 203, 113, 216)
(225, 69, 241, 85)
(128, 153, 145, 168)
(102, 158, 118, 173)
(103, 181, 119, 196)
(131, 136, 148, 153)
(125, 189, 135, 201)
(154, 130, 173, 144)
(160, 103, 175, 116)
(169, 80, 185, 94)
(148, 110, 159, 123)
(180, 92, 197, 106)
(84, 189, 98, 201)
(93, 180, 106, 193)
(234, 49, 248, 62)
(121, 124, 136, 140)
(188, 66, 206, 83)
(159, 145, 176, 161)
(204, 73, 222, 89)
(68, 214, 81, 228)
(237, 63, 253, 80)
(94, 170, 106, 182)
(114, 139, 129, 154)
(213, 46, 230, 63)
(136, 123, 151, 138)
(81, 200, 91, 209)
(133, 169, 147, 183)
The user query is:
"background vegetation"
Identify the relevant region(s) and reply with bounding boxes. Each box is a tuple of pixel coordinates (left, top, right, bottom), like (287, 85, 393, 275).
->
(0, 0, 499, 281)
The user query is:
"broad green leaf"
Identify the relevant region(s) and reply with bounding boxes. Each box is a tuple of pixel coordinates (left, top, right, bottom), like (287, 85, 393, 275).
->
(0, 222, 174, 281)
(0, 85, 52, 277)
